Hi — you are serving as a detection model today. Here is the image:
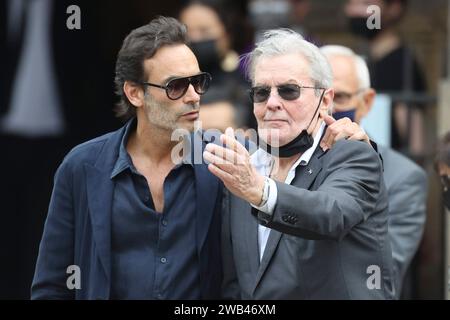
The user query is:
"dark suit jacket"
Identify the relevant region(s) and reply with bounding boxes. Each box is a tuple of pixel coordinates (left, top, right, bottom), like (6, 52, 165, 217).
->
(31, 124, 223, 299)
(222, 139, 395, 299)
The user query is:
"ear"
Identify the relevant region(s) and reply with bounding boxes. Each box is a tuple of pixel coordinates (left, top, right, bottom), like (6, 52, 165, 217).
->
(321, 88, 334, 115)
(360, 88, 376, 118)
(123, 81, 145, 108)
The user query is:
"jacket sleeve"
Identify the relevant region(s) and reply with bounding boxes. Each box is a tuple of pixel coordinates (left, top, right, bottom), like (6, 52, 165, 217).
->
(31, 159, 75, 299)
(256, 140, 385, 241)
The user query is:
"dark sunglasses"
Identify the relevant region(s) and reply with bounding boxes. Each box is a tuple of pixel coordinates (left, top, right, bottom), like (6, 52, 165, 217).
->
(249, 83, 324, 103)
(142, 72, 212, 100)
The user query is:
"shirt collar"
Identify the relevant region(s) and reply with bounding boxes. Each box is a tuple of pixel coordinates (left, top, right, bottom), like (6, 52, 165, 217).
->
(110, 118, 137, 179)
(110, 118, 195, 179)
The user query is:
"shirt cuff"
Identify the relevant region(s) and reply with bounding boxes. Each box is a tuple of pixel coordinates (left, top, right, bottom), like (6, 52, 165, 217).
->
(251, 177, 278, 215)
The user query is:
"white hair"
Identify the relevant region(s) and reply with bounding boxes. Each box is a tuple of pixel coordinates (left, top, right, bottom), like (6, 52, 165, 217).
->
(242, 29, 332, 95)
(320, 45, 371, 90)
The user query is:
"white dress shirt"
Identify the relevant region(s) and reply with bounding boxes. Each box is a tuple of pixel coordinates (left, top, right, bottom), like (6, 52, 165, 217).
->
(251, 122, 325, 261)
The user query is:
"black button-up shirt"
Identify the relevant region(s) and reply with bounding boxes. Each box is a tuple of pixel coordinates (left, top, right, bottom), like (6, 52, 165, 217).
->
(109, 119, 200, 299)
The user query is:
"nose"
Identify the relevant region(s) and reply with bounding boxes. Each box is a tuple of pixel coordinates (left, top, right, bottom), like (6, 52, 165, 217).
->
(182, 83, 201, 105)
(265, 88, 282, 111)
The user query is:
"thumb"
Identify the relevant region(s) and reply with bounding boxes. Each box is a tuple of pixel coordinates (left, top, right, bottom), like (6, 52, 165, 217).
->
(322, 111, 336, 126)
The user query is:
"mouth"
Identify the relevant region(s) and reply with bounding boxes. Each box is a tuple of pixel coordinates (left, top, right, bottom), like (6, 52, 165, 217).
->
(181, 111, 200, 120)
(264, 119, 288, 126)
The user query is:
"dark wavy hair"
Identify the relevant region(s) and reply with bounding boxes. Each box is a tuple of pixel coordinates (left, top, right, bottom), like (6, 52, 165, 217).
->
(114, 16, 188, 121)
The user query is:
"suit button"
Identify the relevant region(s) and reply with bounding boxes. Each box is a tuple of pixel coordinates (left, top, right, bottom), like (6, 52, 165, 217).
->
(283, 214, 298, 225)
(161, 219, 168, 226)
(160, 257, 167, 264)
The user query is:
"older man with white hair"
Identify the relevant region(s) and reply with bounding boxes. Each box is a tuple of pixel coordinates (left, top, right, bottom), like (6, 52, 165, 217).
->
(203, 29, 395, 299)
(320, 45, 427, 298)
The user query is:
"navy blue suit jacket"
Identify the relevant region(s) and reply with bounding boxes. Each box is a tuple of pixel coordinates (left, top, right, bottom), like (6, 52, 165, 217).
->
(31, 124, 223, 299)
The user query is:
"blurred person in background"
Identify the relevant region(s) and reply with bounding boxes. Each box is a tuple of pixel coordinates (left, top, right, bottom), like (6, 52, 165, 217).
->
(344, 0, 426, 159)
(179, 0, 255, 131)
(0, 0, 117, 299)
(321, 44, 428, 298)
(435, 131, 450, 211)
(287, 0, 311, 37)
(286, 0, 320, 45)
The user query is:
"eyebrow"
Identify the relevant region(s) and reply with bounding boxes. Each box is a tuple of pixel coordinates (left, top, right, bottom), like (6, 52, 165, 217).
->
(254, 79, 300, 87)
(162, 72, 203, 85)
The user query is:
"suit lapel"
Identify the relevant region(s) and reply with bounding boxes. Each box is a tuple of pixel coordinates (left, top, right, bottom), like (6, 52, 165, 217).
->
(85, 164, 114, 283)
(253, 228, 282, 290)
(82, 126, 126, 287)
(193, 136, 220, 255)
(253, 146, 325, 290)
(240, 198, 260, 278)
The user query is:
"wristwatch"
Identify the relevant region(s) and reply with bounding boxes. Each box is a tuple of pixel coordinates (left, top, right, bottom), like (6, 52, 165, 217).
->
(258, 177, 270, 207)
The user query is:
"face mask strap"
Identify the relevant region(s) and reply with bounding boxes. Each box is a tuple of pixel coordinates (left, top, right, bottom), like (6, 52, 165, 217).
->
(305, 88, 326, 133)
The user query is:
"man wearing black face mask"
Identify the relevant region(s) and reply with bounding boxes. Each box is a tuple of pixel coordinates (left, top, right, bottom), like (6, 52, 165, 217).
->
(321, 45, 428, 298)
(344, 0, 427, 157)
(179, 1, 254, 131)
(436, 132, 450, 212)
(205, 29, 395, 299)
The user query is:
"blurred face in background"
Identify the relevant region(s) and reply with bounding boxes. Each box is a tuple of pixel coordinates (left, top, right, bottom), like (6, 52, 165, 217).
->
(345, 0, 386, 17)
(327, 54, 374, 124)
(180, 3, 230, 68)
(288, 0, 311, 26)
(345, 0, 405, 38)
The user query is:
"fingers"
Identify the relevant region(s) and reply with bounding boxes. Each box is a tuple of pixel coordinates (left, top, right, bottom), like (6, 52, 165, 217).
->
(348, 130, 370, 144)
(320, 117, 355, 151)
(220, 127, 248, 155)
(204, 143, 244, 165)
(207, 163, 234, 183)
(321, 111, 336, 126)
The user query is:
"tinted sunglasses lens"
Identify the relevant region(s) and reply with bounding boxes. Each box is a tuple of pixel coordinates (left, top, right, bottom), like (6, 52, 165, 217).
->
(252, 87, 270, 103)
(278, 84, 300, 100)
(167, 78, 190, 99)
(191, 73, 210, 94)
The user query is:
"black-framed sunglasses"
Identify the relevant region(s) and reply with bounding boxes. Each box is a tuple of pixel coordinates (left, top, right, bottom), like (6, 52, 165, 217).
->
(249, 83, 324, 103)
(142, 72, 212, 100)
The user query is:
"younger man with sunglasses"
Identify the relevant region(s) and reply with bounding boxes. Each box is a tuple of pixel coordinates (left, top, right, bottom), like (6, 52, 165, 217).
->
(32, 17, 222, 299)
